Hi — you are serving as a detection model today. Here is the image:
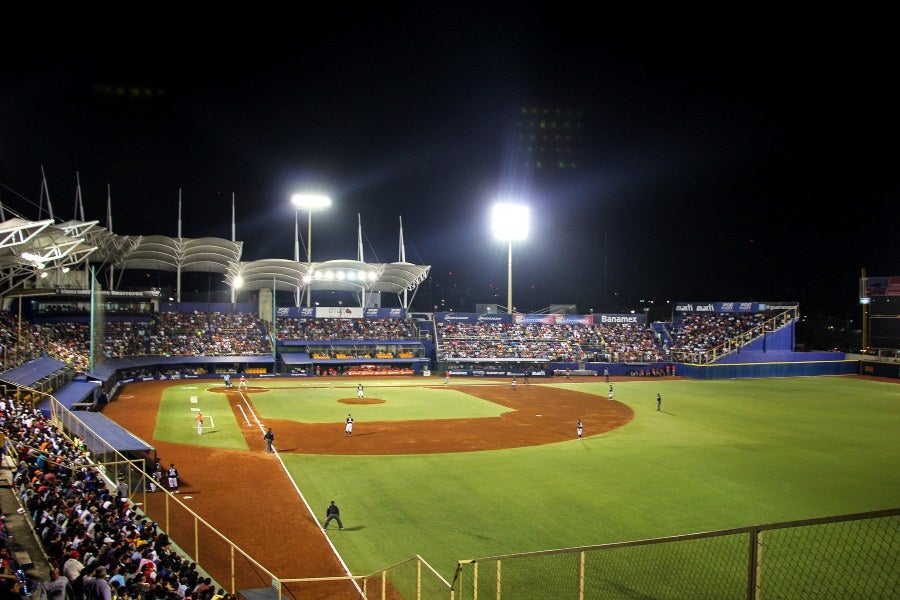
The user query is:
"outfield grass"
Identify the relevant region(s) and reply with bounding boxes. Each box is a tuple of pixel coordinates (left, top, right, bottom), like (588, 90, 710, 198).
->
(281, 377, 900, 581)
(153, 376, 900, 587)
(248, 383, 509, 422)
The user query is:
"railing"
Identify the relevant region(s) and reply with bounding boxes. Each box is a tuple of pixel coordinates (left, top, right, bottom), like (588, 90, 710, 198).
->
(452, 508, 899, 600)
(278, 555, 453, 600)
(860, 348, 899, 361)
(669, 311, 794, 364)
(44, 394, 279, 596)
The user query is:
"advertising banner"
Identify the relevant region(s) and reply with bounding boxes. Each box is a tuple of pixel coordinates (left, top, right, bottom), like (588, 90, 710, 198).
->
(363, 307, 407, 318)
(593, 313, 645, 325)
(674, 302, 798, 313)
(435, 312, 513, 324)
(861, 276, 900, 298)
(277, 306, 408, 318)
(439, 312, 646, 325)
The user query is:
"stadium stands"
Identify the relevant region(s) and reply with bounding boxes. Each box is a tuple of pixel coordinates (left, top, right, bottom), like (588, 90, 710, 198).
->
(0, 392, 231, 600)
(0, 306, 803, 385)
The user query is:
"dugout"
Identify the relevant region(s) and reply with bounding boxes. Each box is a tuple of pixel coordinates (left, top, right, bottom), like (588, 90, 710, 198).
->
(444, 359, 549, 378)
(86, 355, 277, 399)
(53, 406, 157, 491)
(279, 339, 429, 375)
(0, 356, 73, 396)
(50, 379, 102, 411)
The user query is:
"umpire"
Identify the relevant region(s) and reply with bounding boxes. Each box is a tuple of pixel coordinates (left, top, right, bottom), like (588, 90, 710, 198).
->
(323, 500, 343, 530)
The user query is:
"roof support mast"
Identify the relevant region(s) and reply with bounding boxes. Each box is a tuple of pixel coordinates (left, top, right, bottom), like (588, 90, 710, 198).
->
(176, 189, 182, 303)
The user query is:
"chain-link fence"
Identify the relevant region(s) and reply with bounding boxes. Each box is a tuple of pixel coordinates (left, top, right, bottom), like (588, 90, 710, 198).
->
(453, 509, 899, 600)
(45, 394, 277, 595)
(39, 391, 898, 600)
(279, 555, 451, 600)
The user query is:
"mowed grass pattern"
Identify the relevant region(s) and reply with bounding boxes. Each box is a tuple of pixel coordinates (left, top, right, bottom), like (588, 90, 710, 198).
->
(279, 377, 900, 582)
(248, 383, 509, 422)
(148, 376, 899, 589)
(154, 383, 250, 450)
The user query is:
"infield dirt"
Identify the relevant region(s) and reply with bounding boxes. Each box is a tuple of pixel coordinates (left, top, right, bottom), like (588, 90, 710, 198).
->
(101, 378, 635, 599)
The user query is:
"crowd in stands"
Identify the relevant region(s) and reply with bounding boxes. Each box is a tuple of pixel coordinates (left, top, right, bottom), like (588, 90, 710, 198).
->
(667, 312, 771, 360)
(437, 322, 668, 363)
(1, 313, 420, 375)
(0, 311, 272, 373)
(0, 308, 790, 375)
(580, 324, 666, 362)
(143, 312, 270, 357)
(437, 312, 790, 364)
(437, 322, 587, 362)
(276, 317, 416, 341)
(0, 393, 232, 600)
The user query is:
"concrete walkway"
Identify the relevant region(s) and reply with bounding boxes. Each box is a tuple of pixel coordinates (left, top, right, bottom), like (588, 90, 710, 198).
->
(0, 461, 53, 588)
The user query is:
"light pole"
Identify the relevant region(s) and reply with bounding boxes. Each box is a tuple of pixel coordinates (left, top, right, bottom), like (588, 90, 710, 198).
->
(291, 193, 331, 307)
(491, 202, 529, 314)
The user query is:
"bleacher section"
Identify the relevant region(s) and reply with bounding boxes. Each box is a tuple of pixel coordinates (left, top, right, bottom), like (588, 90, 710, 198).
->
(0, 393, 222, 600)
(0, 301, 855, 383)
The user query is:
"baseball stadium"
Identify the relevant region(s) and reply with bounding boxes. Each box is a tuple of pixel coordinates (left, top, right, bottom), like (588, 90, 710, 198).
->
(0, 210, 897, 600)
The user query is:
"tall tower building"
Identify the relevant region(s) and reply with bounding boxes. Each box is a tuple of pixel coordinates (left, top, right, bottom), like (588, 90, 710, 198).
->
(516, 107, 584, 171)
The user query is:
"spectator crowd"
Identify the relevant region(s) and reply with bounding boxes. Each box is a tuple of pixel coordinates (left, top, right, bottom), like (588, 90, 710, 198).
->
(0, 309, 788, 373)
(0, 393, 232, 600)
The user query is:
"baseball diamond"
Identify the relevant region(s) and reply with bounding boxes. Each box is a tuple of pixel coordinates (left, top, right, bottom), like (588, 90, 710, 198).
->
(92, 374, 900, 600)
(99, 378, 635, 592)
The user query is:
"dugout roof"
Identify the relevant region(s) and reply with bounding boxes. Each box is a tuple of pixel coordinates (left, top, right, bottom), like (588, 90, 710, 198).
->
(88, 355, 275, 382)
(66, 410, 155, 455)
(53, 380, 101, 409)
(0, 356, 68, 387)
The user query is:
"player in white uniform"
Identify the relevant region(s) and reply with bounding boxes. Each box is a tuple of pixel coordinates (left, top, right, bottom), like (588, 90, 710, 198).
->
(345, 414, 354, 436)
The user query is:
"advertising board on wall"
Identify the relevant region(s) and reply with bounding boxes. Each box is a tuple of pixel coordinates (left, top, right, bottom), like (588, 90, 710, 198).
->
(674, 302, 798, 313)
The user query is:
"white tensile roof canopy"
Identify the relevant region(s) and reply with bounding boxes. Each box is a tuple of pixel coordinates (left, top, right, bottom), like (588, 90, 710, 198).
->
(0, 213, 429, 308)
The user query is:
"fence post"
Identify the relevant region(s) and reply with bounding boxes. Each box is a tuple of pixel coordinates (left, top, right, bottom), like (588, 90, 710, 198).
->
(746, 528, 762, 600)
(495, 559, 501, 600)
(578, 551, 585, 600)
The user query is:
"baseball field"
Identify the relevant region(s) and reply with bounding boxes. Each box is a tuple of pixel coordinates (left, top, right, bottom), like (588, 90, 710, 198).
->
(102, 375, 900, 597)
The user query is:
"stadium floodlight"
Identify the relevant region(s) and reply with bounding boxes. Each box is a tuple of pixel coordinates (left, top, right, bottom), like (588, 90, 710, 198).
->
(21, 251, 47, 269)
(290, 193, 332, 306)
(492, 202, 529, 314)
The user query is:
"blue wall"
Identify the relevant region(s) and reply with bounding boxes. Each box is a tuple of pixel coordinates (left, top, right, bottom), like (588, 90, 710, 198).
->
(680, 359, 858, 379)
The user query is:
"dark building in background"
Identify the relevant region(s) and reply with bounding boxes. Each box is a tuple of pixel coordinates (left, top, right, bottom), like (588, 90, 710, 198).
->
(515, 107, 584, 171)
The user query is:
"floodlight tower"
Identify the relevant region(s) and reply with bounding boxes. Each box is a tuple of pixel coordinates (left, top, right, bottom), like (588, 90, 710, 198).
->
(491, 202, 529, 314)
(291, 193, 331, 307)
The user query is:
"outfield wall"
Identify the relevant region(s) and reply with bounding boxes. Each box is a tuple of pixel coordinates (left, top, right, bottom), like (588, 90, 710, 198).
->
(679, 359, 858, 379)
(859, 359, 900, 379)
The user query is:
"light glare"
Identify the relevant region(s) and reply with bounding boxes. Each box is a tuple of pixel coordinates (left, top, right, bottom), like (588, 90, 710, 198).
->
(291, 193, 331, 210)
(492, 203, 529, 241)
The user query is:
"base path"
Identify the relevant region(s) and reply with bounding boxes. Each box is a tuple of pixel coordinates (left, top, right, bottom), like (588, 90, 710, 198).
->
(222, 380, 634, 454)
(101, 378, 634, 598)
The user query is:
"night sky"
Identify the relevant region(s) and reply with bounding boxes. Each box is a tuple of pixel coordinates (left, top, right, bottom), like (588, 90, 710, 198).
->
(1, 7, 896, 318)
